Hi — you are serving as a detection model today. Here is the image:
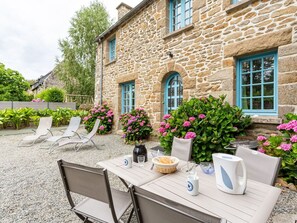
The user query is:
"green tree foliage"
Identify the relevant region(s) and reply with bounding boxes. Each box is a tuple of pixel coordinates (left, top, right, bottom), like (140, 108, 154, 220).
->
(0, 63, 30, 101)
(55, 1, 110, 96)
(36, 87, 65, 102)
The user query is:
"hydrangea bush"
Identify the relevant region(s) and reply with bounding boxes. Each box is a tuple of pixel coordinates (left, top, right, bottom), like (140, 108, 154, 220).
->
(119, 108, 153, 144)
(257, 113, 297, 185)
(83, 102, 113, 134)
(159, 95, 251, 162)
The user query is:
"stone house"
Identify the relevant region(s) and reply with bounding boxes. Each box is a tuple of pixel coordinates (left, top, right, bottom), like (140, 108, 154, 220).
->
(95, 0, 297, 135)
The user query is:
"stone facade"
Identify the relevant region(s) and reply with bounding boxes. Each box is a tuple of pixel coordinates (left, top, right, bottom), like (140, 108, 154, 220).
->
(95, 0, 297, 133)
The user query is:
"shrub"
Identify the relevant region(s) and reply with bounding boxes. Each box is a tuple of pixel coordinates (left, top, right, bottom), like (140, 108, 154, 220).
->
(257, 114, 297, 185)
(83, 103, 113, 134)
(119, 108, 153, 144)
(36, 87, 65, 102)
(159, 95, 251, 162)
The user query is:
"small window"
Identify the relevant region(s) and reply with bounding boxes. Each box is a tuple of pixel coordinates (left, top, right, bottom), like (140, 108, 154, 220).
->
(121, 82, 135, 114)
(169, 0, 192, 32)
(237, 52, 278, 115)
(164, 73, 183, 114)
(109, 38, 116, 62)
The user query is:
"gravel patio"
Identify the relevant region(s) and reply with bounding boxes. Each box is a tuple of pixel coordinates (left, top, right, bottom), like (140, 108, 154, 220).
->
(0, 126, 296, 223)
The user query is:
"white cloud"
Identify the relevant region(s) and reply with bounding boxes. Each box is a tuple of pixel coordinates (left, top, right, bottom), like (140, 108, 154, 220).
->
(0, 0, 141, 80)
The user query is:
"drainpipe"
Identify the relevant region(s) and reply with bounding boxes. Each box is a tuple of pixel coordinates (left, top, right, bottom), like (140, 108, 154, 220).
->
(98, 38, 104, 105)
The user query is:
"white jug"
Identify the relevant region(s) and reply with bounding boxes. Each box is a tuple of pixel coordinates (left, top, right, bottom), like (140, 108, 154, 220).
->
(212, 153, 247, 195)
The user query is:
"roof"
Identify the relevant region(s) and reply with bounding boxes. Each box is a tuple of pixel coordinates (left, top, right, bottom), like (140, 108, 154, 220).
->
(31, 70, 53, 91)
(96, 0, 153, 42)
(116, 2, 133, 10)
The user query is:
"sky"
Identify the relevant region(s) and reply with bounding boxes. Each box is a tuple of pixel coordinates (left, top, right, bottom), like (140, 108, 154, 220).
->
(0, 0, 142, 80)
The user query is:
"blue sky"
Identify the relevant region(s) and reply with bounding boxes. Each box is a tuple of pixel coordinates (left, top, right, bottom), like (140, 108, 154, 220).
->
(0, 0, 141, 80)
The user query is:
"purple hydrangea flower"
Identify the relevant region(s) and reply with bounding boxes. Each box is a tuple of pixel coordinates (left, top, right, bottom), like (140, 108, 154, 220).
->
(185, 132, 196, 139)
(257, 135, 267, 141)
(163, 114, 171, 120)
(198, 114, 206, 119)
(280, 143, 292, 151)
(189, 117, 196, 122)
(183, 121, 191, 127)
(290, 135, 297, 143)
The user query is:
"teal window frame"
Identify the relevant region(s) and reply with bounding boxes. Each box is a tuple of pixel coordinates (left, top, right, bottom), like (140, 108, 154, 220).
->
(169, 0, 192, 32)
(109, 38, 116, 62)
(121, 82, 135, 114)
(236, 51, 278, 116)
(232, 0, 239, 3)
(164, 73, 183, 114)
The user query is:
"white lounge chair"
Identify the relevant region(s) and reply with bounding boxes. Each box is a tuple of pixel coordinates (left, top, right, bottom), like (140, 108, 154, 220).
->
(18, 117, 53, 147)
(40, 116, 81, 153)
(58, 119, 101, 152)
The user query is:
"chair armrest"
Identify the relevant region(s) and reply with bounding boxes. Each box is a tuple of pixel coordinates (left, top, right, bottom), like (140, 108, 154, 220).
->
(47, 129, 53, 136)
(72, 131, 82, 139)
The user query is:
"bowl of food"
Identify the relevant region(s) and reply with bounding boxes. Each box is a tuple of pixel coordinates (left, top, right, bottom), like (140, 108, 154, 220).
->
(152, 156, 179, 174)
(200, 162, 215, 175)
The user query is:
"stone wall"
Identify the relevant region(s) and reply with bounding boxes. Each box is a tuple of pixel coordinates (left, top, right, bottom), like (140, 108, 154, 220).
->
(95, 0, 297, 133)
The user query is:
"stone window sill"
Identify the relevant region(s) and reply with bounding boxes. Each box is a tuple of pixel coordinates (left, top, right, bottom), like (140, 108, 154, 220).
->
(225, 0, 258, 14)
(163, 24, 194, 40)
(105, 59, 116, 66)
(251, 116, 282, 125)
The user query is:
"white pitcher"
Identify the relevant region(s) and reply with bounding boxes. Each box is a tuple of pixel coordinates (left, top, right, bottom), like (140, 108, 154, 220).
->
(212, 153, 247, 195)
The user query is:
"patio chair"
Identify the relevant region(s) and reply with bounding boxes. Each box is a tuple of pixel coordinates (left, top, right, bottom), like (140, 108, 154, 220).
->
(57, 160, 133, 223)
(18, 117, 53, 147)
(58, 118, 100, 152)
(171, 137, 193, 161)
(129, 185, 225, 223)
(235, 146, 281, 185)
(40, 116, 81, 153)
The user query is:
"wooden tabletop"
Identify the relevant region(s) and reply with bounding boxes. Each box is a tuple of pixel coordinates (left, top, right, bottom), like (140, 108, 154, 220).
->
(140, 166, 281, 223)
(97, 156, 186, 186)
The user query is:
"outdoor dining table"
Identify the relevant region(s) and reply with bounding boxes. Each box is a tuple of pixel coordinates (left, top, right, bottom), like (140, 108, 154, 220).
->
(97, 156, 281, 223)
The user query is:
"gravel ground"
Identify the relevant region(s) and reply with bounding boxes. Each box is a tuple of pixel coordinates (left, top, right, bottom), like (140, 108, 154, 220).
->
(0, 127, 296, 223)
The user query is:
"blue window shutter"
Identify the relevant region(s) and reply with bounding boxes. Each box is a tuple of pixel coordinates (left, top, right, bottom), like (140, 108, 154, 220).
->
(236, 51, 278, 116)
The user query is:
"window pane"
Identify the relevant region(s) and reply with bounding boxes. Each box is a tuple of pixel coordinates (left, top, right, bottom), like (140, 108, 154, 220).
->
(264, 84, 274, 96)
(242, 98, 250, 109)
(241, 86, 250, 97)
(264, 70, 274, 82)
(252, 85, 261, 96)
(252, 59, 262, 71)
(241, 61, 250, 73)
(264, 56, 274, 69)
(252, 98, 261, 109)
(264, 98, 274, 109)
(242, 74, 250, 85)
(252, 72, 261, 84)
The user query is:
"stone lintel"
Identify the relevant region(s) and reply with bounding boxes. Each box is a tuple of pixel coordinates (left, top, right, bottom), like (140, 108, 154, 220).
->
(116, 73, 138, 83)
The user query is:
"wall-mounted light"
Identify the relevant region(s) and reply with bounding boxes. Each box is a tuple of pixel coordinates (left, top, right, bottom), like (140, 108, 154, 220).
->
(166, 51, 173, 58)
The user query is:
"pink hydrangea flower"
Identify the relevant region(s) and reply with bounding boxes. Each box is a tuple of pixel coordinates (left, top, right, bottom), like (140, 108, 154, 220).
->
(257, 135, 267, 141)
(183, 121, 191, 127)
(185, 132, 196, 139)
(171, 128, 177, 133)
(290, 135, 297, 143)
(258, 148, 265, 153)
(160, 122, 166, 126)
(263, 141, 270, 146)
(99, 125, 105, 131)
(140, 122, 144, 126)
(198, 114, 206, 119)
(108, 119, 112, 122)
(158, 127, 166, 133)
(189, 117, 196, 122)
(280, 143, 292, 151)
(165, 123, 170, 129)
(162, 132, 167, 137)
(163, 114, 171, 120)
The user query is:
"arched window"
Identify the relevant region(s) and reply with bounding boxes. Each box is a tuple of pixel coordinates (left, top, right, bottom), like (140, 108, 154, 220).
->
(164, 73, 183, 114)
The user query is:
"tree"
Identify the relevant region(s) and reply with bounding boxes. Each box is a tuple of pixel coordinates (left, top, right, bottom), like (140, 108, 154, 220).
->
(55, 1, 110, 97)
(0, 63, 30, 101)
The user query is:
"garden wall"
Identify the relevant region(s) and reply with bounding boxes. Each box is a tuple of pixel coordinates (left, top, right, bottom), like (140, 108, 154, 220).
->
(0, 102, 76, 110)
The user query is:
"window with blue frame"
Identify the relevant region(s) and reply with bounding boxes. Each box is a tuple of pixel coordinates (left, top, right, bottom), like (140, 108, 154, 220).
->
(237, 52, 278, 115)
(169, 0, 192, 32)
(232, 0, 239, 4)
(109, 38, 116, 62)
(164, 73, 183, 114)
(121, 82, 135, 114)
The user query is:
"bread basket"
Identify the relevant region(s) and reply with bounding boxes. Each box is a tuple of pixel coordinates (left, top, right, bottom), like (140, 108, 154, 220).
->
(152, 156, 179, 174)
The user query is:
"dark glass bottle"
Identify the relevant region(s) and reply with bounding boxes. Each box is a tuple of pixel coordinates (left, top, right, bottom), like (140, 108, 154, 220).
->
(133, 144, 148, 162)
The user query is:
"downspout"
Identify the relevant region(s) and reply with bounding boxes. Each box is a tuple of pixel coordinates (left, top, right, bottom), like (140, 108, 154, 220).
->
(98, 38, 104, 105)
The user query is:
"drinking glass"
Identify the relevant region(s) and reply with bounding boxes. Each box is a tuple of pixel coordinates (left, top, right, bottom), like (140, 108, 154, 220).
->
(137, 155, 145, 167)
(186, 161, 197, 175)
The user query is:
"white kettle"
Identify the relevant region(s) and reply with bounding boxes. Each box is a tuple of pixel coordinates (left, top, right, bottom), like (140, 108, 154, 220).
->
(212, 153, 247, 195)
